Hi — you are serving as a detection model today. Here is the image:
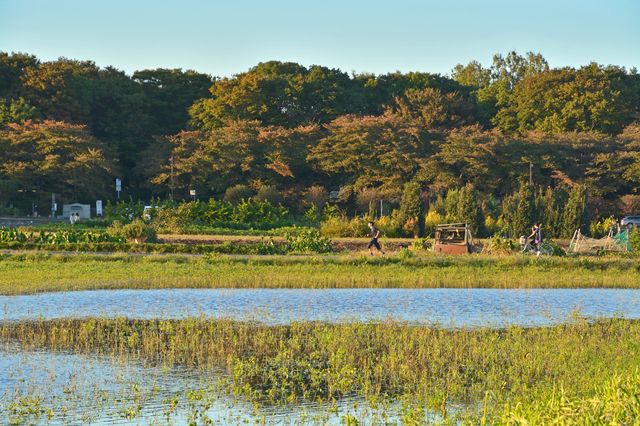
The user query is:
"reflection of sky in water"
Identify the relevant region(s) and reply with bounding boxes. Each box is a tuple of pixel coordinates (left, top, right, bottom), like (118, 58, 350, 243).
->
(0, 343, 437, 425)
(2, 288, 640, 327)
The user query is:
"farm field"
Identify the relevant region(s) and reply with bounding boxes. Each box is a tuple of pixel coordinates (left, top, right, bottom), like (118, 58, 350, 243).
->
(1, 253, 640, 295)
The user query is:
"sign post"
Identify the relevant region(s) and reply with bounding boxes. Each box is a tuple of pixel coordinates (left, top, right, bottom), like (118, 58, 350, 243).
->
(96, 200, 102, 217)
(115, 179, 121, 199)
(190, 189, 196, 202)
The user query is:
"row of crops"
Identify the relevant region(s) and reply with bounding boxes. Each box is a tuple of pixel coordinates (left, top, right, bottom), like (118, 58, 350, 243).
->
(0, 228, 126, 244)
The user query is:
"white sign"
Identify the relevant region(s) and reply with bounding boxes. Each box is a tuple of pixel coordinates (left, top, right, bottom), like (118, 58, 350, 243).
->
(115, 179, 122, 191)
(96, 200, 102, 216)
(190, 190, 196, 196)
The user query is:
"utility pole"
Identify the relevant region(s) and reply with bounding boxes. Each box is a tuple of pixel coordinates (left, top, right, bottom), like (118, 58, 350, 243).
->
(530, 162, 533, 186)
(169, 156, 174, 201)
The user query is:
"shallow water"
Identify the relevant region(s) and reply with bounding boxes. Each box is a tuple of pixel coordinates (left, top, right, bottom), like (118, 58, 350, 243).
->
(0, 343, 440, 425)
(2, 288, 639, 327)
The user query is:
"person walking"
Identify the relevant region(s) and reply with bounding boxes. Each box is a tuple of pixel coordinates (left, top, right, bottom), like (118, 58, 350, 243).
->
(366, 221, 385, 256)
(69, 213, 75, 225)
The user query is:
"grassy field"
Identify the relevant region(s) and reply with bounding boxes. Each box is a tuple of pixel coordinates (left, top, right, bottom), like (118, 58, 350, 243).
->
(1, 252, 640, 295)
(2, 316, 639, 424)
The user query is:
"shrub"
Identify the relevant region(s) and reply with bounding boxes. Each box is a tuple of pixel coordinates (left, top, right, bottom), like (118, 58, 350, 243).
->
(485, 235, 516, 255)
(121, 219, 157, 243)
(356, 188, 380, 213)
(104, 197, 145, 222)
(412, 238, 432, 251)
(619, 194, 640, 216)
(285, 230, 333, 253)
(590, 216, 617, 239)
(233, 199, 288, 223)
(374, 216, 399, 238)
(304, 186, 329, 213)
(398, 248, 414, 259)
(424, 210, 446, 238)
(320, 217, 370, 238)
(256, 185, 282, 206)
(154, 204, 193, 233)
(224, 185, 254, 205)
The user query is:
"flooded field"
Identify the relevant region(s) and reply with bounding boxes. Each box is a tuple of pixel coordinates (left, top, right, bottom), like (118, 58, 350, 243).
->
(2, 287, 640, 327)
(3, 284, 640, 424)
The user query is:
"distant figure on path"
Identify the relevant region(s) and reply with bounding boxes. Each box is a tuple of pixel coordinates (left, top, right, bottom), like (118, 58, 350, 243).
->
(528, 222, 543, 252)
(367, 221, 385, 256)
(33, 204, 38, 217)
(70, 213, 75, 225)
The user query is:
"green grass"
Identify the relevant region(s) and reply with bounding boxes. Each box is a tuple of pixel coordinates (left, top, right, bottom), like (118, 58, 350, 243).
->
(2, 253, 640, 295)
(2, 316, 640, 424)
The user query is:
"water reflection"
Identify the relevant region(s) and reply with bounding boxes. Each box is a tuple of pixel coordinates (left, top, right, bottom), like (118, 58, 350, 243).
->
(2, 288, 640, 327)
(0, 343, 440, 425)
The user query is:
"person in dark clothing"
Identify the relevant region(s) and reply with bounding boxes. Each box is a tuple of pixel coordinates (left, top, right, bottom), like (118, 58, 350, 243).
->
(367, 222, 385, 256)
(528, 222, 543, 253)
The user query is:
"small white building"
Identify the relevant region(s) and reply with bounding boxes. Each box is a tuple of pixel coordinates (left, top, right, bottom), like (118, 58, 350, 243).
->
(62, 203, 91, 219)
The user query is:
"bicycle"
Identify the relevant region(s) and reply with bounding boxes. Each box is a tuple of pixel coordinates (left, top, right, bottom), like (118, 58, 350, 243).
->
(517, 236, 554, 259)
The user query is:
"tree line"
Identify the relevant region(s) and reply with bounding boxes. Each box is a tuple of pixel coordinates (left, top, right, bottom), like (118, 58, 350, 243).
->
(1, 50, 639, 225)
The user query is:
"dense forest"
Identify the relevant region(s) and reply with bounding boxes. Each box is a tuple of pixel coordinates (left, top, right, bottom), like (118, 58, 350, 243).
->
(1, 50, 639, 230)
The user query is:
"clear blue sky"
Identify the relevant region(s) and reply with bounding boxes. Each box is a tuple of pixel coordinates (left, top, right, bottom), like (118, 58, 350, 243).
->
(1, 0, 638, 78)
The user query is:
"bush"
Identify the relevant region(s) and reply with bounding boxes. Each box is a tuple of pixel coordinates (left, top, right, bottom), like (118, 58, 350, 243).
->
(285, 230, 332, 253)
(485, 235, 516, 255)
(320, 217, 370, 238)
(424, 210, 446, 238)
(233, 199, 289, 223)
(256, 185, 282, 206)
(104, 197, 145, 222)
(224, 185, 253, 205)
(398, 248, 414, 259)
(412, 238, 432, 251)
(121, 219, 157, 243)
(375, 216, 400, 238)
(590, 216, 617, 239)
(546, 240, 566, 257)
(304, 186, 328, 213)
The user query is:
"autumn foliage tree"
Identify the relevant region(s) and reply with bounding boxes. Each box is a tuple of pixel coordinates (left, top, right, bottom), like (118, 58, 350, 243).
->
(0, 121, 117, 202)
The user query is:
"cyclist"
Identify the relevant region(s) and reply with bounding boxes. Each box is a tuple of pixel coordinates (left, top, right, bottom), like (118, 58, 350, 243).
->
(528, 222, 543, 255)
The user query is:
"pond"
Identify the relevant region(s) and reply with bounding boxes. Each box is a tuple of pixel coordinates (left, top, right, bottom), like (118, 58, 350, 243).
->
(2, 288, 640, 327)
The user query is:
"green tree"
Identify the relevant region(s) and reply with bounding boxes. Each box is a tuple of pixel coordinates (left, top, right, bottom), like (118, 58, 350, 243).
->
(457, 183, 483, 236)
(397, 181, 424, 237)
(495, 64, 637, 135)
(387, 88, 476, 129)
(512, 185, 534, 238)
(0, 52, 39, 97)
(0, 121, 117, 202)
(16, 57, 101, 124)
(308, 115, 432, 194)
(0, 97, 41, 127)
(133, 68, 214, 136)
(562, 185, 589, 238)
(144, 122, 320, 198)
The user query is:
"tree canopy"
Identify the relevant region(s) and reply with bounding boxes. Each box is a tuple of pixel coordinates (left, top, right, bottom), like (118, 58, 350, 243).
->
(1, 50, 640, 214)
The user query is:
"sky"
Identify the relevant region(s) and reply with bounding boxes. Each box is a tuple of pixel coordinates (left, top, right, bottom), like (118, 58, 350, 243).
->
(1, 0, 639, 79)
